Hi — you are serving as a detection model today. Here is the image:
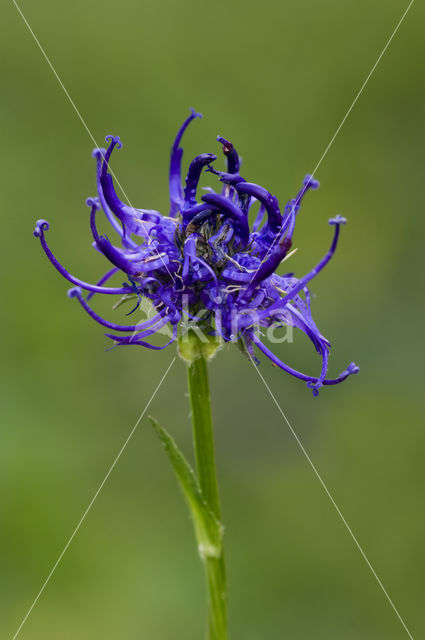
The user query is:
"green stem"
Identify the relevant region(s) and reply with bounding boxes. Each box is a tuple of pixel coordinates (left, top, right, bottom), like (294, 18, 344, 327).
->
(187, 354, 221, 519)
(186, 346, 228, 640)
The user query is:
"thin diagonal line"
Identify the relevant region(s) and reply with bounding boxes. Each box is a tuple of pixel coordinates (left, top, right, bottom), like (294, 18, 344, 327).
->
(247, 0, 415, 287)
(249, 357, 414, 640)
(11, 0, 176, 284)
(11, 357, 176, 640)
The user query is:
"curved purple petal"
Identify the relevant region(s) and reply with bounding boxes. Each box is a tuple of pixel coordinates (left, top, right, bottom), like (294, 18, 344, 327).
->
(68, 286, 165, 332)
(235, 182, 282, 235)
(258, 216, 346, 318)
(169, 109, 202, 216)
(201, 193, 249, 247)
(106, 323, 178, 349)
(217, 136, 240, 174)
(34, 219, 131, 295)
(240, 235, 292, 302)
(251, 333, 358, 390)
(86, 267, 120, 301)
(92, 148, 138, 249)
(184, 153, 217, 209)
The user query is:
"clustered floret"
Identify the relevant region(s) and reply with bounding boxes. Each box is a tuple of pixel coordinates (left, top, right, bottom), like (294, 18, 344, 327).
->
(34, 109, 358, 395)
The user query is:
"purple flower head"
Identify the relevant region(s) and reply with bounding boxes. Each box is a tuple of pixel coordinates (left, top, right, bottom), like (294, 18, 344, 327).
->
(34, 109, 359, 395)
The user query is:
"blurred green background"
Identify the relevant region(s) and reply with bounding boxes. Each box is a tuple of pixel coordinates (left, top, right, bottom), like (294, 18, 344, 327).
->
(2, 1, 424, 638)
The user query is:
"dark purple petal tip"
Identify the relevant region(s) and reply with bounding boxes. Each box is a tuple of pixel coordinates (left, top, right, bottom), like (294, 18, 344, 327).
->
(33, 219, 50, 237)
(67, 286, 81, 299)
(105, 135, 122, 149)
(217, 136, 232, 150)
(190, 108, 203, 119)
(306, 381, 322, 397)
(86, 197, 100, 209)
(92, 148, 106, 162)
(303, 174, 320, 189)
(347, 362, 360, 375)
(329, 214, 347, 226)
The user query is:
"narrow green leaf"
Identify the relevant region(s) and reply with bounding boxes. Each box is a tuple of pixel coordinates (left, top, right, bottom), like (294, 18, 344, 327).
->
(149, 416, 223, 560)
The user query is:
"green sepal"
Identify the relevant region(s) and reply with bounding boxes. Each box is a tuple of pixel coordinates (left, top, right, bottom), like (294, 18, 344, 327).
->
(149, 416, 223, 560)
(177, 329, 223, 364)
